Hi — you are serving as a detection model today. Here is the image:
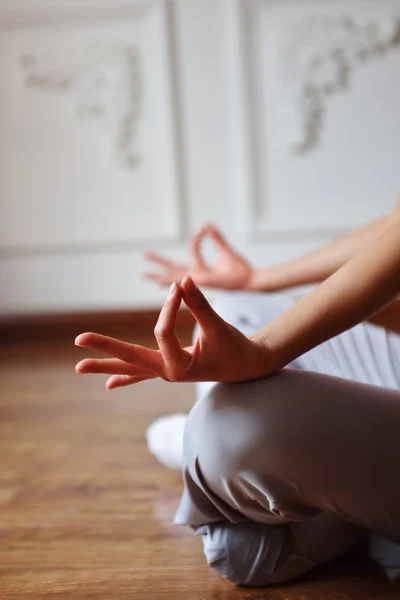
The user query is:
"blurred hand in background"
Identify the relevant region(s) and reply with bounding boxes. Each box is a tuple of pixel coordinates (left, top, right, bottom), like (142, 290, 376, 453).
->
(143, 223, 253, 290)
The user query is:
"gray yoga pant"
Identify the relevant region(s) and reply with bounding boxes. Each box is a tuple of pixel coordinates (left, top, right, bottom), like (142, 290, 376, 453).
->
(174, 292, 400, 586)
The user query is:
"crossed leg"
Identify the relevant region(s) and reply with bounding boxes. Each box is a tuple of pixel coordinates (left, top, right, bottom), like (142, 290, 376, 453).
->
(173, 292, 400, 586)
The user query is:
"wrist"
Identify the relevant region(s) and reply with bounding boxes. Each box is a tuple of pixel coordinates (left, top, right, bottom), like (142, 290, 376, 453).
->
(246, 267, 280, 292)
(248, 331, 286, 377)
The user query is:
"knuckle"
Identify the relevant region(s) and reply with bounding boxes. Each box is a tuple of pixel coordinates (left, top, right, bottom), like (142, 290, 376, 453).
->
(154, 325, 171, 341)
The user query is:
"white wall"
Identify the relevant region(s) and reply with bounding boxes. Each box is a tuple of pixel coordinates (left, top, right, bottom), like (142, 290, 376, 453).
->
(1, 0, 399, 315)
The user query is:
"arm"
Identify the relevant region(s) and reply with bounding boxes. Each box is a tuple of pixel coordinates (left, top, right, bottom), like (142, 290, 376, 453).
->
(249, 203, 399, 291)
(75, 208, 400, 386)
(252, 211, 400, 372)
(143, 203, 399, 292)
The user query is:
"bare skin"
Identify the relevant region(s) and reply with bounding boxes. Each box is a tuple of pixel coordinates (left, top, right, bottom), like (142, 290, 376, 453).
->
(143, 223, 253, 290)
(251, 212, 400, 370)
(75, 203, 400, 388)
(75, 276, 269, 388)
(143, 202, 400, 334)
(143, 204, 400, 292)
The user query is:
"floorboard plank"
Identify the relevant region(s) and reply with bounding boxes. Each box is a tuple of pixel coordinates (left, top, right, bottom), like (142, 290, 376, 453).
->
(1, 339, 399, 599)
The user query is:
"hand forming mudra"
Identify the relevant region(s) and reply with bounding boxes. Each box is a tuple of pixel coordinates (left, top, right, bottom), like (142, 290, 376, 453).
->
(143, 223, 253, 290)
(75, 276, 271, 389)
(76, 208, 400, 391)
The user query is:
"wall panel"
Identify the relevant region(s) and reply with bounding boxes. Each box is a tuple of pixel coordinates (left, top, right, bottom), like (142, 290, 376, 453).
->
(226, 0, 400, 241)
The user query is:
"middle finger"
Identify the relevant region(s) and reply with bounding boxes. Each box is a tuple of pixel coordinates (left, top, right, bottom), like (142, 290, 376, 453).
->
(75, 357, 154, 377)
(75, 333, 162, 372)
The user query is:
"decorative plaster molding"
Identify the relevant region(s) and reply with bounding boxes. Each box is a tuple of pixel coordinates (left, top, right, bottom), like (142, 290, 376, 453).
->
(21, 42, 143, 168)
(279, 14, 400, 154)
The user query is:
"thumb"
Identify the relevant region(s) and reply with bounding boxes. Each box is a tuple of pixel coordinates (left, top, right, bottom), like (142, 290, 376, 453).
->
(181, 275, 225, 334)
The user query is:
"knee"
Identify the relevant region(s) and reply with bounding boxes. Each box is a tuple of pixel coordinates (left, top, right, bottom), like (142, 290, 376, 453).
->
(184, 381, 262, 485)
(185, 374, 305, 486)
(184, 371, 329, 526)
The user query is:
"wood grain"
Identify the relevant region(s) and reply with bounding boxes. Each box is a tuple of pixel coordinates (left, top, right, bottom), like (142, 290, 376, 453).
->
(1, 333, 399, 599)
(0, 308, 195, 345)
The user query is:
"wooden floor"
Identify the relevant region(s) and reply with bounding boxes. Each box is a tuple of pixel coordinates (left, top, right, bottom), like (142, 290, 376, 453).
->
(1, 334, 400, 599)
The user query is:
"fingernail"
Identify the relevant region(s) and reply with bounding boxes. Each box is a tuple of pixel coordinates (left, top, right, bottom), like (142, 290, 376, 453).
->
(184, 275, 196, 292)
(168, 282, 176, 297)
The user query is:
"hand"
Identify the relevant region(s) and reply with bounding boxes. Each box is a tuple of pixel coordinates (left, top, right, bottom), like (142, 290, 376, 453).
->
(75, 276, 272, 389)
(143, 223, 253, 290)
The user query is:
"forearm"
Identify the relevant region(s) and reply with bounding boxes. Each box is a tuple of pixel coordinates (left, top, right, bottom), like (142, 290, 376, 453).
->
(252, 213, 400, 372)
(248, 206, 398, 291)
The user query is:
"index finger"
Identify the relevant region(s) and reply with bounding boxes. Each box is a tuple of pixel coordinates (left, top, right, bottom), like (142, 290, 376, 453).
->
(154, 283, 190, 377)
(205, 224, 231, 251)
